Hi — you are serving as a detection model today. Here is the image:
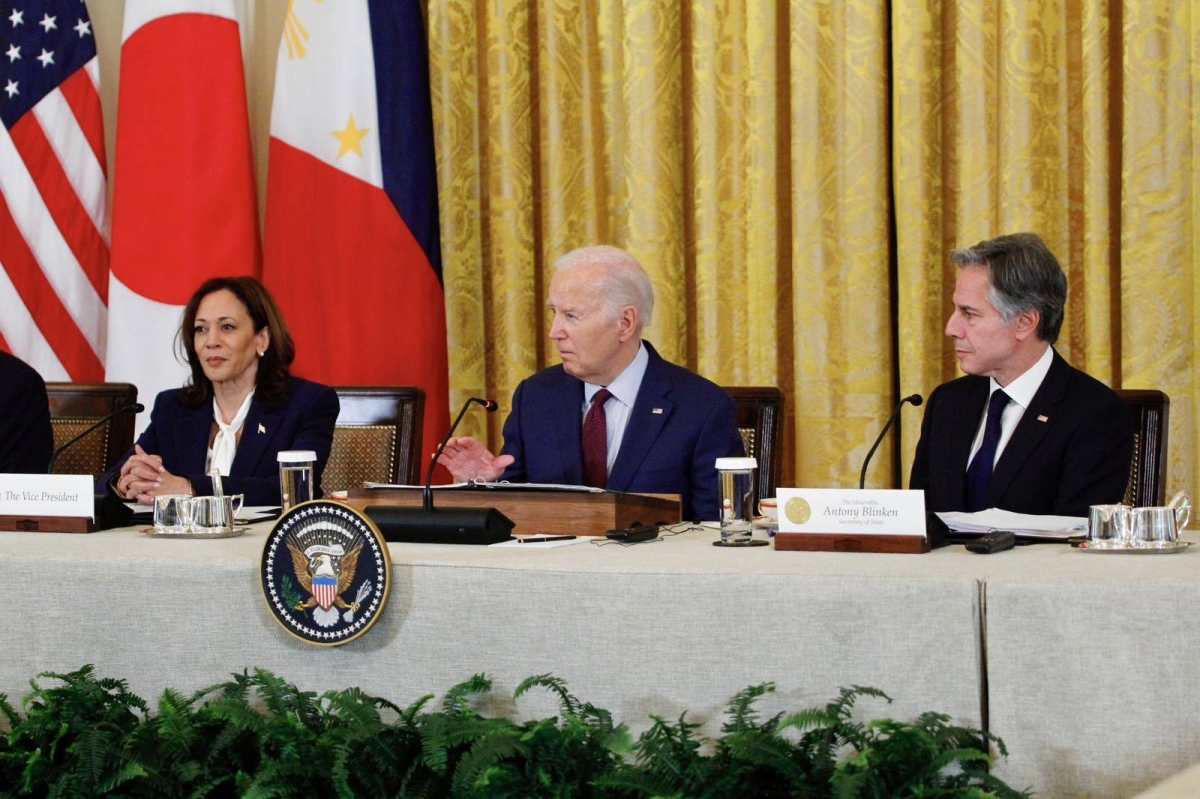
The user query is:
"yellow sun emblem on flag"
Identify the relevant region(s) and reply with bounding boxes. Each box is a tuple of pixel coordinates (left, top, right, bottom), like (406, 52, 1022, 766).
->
(283, 0, 311, 60)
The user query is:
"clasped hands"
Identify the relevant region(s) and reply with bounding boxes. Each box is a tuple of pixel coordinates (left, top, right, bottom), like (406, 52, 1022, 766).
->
(116, 445, 193, 503)
(434, 437, 514, 483)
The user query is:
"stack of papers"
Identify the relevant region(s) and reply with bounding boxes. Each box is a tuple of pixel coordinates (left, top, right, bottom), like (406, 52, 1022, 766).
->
(937, 509, 1087, 540)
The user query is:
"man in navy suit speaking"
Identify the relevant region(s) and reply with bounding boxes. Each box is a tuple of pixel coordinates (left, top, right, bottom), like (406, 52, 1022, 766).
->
(436, 245, 744, 520)
(909, 233, 1133, 517)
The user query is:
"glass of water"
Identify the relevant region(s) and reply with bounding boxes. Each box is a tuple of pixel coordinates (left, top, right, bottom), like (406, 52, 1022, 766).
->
(277, 450, 316, 512)
(153, 494, 194, 535)
(715, 457, 757, 545)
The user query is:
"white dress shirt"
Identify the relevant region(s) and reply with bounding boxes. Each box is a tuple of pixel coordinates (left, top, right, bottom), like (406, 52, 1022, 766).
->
(582, 342, 649, 475)
(967, 345, 1054, 469)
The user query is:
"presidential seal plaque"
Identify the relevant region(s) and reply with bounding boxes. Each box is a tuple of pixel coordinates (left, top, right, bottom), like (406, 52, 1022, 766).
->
(260, 500, 391, 646)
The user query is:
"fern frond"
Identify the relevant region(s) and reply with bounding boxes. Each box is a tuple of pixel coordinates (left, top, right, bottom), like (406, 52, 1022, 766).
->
(721, 729, 807, 784)
(514, 673, 581, 716)
(778, 707, 839, 734)
(721, 682, 775, 733)
(441, 674, 492, 714)
(450, 729, 525, 795)
(827, 685, 891, 720)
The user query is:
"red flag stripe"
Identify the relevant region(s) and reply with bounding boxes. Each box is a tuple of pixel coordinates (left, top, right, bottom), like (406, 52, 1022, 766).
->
(58, 66, 108, 174)
(33, 79, 108, 239)
(9, 115, 109, 300)
(0, 264, 68, 379)
(0, 191, 104, 380)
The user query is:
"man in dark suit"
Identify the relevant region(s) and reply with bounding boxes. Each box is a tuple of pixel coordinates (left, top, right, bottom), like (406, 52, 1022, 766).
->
(0, 351, 54, 474)
(910, 233, 1132, 517)
(436, 245, 744, 520)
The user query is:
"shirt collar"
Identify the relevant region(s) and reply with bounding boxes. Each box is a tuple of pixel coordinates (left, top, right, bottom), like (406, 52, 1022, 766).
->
(585, 341, 648, 407)
(990, 345, 1053, 409)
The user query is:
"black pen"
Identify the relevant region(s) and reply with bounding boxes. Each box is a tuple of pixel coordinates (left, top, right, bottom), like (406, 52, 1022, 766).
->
(516, 535, 577, 544)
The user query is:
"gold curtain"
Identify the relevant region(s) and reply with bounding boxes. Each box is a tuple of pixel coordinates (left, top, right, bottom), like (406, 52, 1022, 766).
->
(429, 0, 1200, 495)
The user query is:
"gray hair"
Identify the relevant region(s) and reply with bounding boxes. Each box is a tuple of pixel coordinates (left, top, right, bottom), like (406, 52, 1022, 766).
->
(951, 232, 1067, 344)
(553, 245, 655, 331)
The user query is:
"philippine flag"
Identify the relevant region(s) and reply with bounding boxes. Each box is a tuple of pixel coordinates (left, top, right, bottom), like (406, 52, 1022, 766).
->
(106, 0, 260, 429)
(262, 0, 450, 475)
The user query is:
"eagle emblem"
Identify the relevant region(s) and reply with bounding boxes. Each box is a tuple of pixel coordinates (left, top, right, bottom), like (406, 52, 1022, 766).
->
(288, 538, 365, 627)
(261, 501, 391, 646)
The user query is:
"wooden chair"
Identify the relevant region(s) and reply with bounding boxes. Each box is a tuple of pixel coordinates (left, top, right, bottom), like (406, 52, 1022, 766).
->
(723, 386, 786, 501)
(323, 387, 425, 493)
(45, 383, 139, 480)
(1115, 389, 1169, 507)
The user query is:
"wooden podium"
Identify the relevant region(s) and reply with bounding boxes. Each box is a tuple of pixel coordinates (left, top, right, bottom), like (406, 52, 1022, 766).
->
(346, 488, 681, 537)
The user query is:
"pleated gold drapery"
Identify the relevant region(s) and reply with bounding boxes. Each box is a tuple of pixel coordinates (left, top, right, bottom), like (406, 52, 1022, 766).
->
(430, 0, 1199, 495)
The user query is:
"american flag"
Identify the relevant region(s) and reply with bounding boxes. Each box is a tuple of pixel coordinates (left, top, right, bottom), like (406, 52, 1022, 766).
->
(0, 0, 107, 380)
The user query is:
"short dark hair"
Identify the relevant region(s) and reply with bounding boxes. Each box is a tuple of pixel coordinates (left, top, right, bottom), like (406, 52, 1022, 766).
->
(951, 232, 1067, 344)
(177, 277, 295, 409)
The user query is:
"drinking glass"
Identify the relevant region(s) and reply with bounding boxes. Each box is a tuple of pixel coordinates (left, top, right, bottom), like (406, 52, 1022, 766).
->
(278, 450, 316, 512)
(716, 457, 757, 544)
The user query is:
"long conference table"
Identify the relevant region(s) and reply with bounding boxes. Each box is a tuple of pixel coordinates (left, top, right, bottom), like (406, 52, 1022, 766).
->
(3, 519, 1198, 798)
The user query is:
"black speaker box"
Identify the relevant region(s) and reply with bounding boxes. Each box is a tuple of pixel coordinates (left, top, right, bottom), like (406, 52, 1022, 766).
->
(365, 505, 515, 545)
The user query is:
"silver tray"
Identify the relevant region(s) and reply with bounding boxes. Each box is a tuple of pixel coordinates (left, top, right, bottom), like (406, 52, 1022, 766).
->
(1074, 540, 1192, 554)
(141, 526, 246, 540)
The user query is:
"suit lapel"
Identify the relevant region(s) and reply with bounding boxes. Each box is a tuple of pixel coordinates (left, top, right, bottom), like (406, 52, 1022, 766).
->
(942, 379, 989, 505)
(984, 351, 1068, 507)
(554, 375, 586, 485)
(176, 400, 214, 475)
(231, 397, 282, 478)
(607, 346, 672, 492)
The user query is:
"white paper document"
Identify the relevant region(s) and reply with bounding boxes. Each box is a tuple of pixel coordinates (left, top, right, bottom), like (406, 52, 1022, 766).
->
(937, 509, 1087, 539)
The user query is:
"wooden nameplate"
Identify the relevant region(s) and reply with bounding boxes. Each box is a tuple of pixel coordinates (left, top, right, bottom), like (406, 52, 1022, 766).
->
(0, 515, 93, 534)
(347, 487, 681, 537)
(774, 532, 930, 554)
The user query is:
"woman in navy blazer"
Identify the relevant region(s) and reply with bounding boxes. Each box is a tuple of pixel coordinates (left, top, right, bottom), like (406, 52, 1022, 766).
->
(100, 277, 339, 507)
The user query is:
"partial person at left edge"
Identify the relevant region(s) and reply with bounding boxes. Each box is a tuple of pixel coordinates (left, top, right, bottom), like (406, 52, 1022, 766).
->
(99, 277, 339, 507)
(0, 350, 54, 473)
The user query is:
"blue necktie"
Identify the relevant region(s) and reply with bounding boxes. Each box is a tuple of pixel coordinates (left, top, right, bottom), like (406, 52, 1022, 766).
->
(965, 389, 1009, 512)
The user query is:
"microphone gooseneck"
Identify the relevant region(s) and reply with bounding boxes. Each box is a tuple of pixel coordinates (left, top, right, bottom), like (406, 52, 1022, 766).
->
(858, 394, 922, 490)
(423, 397, 499, 512)
(48, 403, 145, 474)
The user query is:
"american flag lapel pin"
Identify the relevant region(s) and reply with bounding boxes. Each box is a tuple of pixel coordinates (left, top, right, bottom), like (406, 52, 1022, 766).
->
(652, 408, 664, 414)
(1037, 415, 1049, 423)
(258, 423, 267, 434)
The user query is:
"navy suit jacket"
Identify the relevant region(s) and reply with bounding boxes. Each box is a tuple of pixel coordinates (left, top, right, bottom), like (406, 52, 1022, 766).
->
(909, 350, 1132, 517)
(498, 342, 744, 520)
(0, 351, 53, 474)
(99, 377, 339, 506)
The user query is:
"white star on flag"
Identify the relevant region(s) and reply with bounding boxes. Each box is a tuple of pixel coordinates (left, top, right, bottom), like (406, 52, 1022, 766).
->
(8, 9, 23, 26)
(37, 49, 54, 67)
(5, 44, 18, 61)
(74, 19, 91, 37)
(39, 13, 56, 32)
(3, 79, 17, 98)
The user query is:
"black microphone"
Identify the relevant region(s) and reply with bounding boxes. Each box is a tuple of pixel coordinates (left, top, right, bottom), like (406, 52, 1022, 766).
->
(365, 397, 515, 545)
(48, 403, 145, 473)
(424, 396, 498, 511)
(858, 394, 922, 489)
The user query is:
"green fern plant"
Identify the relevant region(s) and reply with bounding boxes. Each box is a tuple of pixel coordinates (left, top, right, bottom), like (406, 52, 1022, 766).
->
(0, 667, 1031, 799)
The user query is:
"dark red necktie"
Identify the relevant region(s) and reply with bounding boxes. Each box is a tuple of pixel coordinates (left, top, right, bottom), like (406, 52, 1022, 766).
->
(582, 388, 613, 488)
